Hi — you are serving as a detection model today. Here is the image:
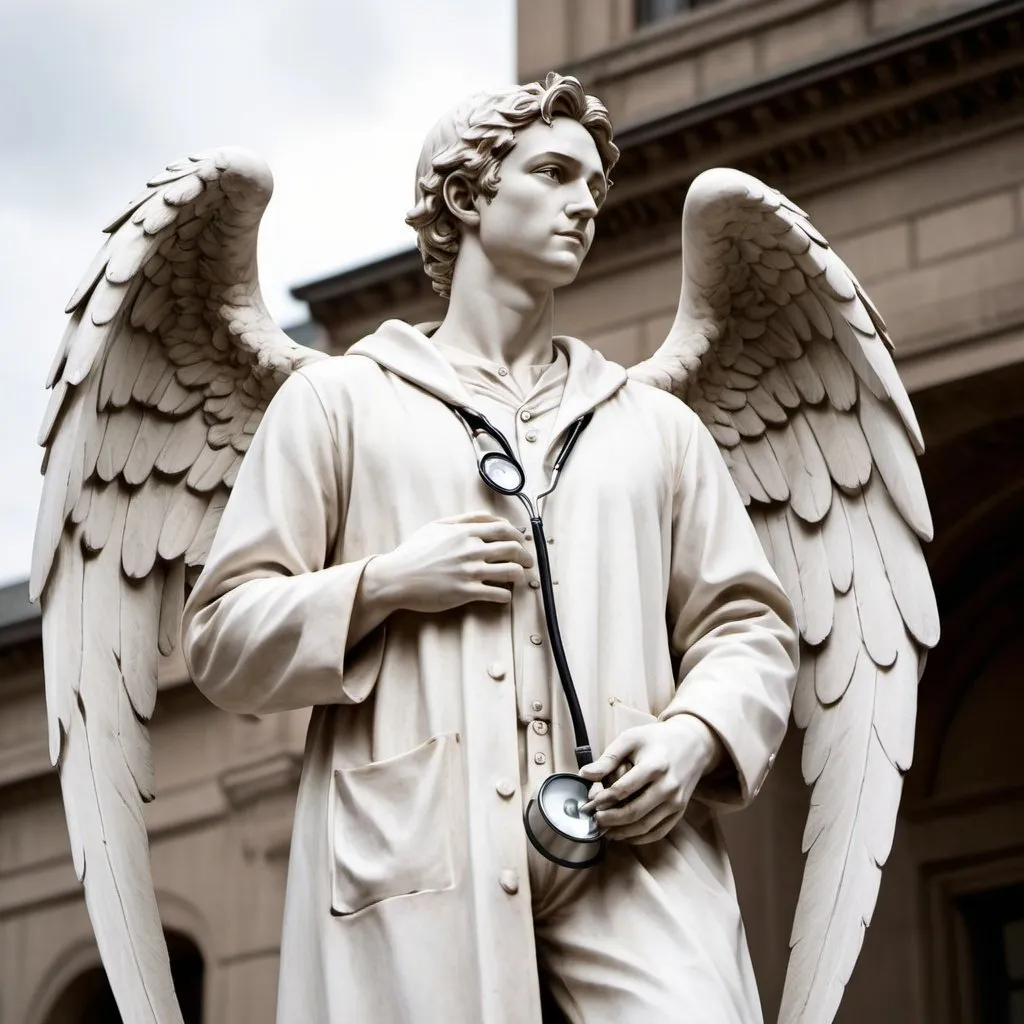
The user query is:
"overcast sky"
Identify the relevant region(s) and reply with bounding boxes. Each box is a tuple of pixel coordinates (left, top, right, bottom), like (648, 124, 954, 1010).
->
(0, 0, 515, 587)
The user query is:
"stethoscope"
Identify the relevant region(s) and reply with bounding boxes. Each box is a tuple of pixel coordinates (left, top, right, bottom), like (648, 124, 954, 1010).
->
(449, 404, 605, 869)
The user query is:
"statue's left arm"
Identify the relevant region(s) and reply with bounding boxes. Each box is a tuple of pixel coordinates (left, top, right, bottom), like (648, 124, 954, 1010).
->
(659, 403, 799, 807)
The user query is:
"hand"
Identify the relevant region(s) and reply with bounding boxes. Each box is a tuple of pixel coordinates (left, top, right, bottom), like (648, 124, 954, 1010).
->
(363, 511, 533, 616)
(578, 715, 724, 844)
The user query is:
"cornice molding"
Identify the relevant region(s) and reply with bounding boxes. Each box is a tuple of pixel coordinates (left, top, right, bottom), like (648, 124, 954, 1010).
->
(295, 2, 1024, 333)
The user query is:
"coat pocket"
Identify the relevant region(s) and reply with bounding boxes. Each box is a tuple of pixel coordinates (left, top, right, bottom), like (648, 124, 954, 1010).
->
(330, 732, 461, 916)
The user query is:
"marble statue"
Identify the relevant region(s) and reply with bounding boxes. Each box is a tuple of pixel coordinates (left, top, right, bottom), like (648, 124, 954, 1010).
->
(32, 73, 938, 1023)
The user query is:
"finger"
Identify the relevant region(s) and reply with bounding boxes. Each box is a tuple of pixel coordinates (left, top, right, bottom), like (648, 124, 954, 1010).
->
(605, 803, 681, 844)
(468, 520, 529, 545)
(463, 583, 514, 605)
(580, 761, 632, 806)
(436, 510, 506, 524)
(578, 731, 643, 783)
(478, 541, 534, 567)
(593, 783, 666, 828)
(582, 760, 661, 811)
(473, 562, 527, 585)
(630, 815, 684, 845)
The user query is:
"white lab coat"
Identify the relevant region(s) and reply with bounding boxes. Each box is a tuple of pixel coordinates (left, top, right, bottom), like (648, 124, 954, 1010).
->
(181, 320, 797, 1023)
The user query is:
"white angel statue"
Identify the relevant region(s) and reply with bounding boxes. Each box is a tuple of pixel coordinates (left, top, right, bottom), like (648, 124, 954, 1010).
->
(32, 73, 938, 1024)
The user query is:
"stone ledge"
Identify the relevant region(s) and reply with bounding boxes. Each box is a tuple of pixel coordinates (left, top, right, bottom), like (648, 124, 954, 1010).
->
(0, 736, 51, 792)
(899, 319, 1024, 393)
(218, 753, 303, 811)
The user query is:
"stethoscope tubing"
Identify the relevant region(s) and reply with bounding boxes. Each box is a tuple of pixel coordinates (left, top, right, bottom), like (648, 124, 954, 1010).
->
(528, 512, 593, 768)
(448, 404, 595, 768)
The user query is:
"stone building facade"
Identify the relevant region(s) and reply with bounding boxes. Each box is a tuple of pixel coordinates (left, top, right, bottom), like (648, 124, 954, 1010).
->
(2, 1, 1022, 1021)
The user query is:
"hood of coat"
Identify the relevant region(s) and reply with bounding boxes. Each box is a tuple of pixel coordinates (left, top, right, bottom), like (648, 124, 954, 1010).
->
(347, 319, 628, 443)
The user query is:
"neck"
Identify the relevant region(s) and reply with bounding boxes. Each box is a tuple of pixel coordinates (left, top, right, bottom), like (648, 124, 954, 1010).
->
(430, 249, 556, 372)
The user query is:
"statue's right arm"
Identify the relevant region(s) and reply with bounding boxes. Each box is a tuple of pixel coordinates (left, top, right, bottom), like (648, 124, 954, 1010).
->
(181, 371, 387, 715)
(181, 371, 531, 716)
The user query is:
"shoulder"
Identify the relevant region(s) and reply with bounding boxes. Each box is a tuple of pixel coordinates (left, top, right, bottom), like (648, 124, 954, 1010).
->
(603, 378, 707, 479)
(295, 351, 384, 392)
(288, 350, 388, 414)
(259, 352, 387, 443)
(617, 378, 702, 434)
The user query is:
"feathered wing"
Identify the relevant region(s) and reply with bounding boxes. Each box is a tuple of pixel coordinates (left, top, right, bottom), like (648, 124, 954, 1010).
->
(31, 148, 325, 1024)
(629, 168, 939, 1024)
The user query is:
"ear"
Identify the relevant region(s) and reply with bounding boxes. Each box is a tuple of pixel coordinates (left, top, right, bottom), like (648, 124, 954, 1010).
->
(442, 173, 481, 228)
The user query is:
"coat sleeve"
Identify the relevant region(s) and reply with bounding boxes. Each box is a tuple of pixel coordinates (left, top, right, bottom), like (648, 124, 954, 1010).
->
(180, 368, 384, 715)
(660, 410, 798, 809)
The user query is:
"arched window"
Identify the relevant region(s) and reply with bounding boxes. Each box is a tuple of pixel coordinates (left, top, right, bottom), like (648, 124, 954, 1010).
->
(43, 931, 204, 1024)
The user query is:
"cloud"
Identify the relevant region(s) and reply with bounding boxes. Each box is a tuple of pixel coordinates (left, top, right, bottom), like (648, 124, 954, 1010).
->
(0, 0, 514, 585)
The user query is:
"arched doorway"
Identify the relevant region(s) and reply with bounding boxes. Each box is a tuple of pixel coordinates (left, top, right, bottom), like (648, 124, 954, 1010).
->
(43, 931, 204, 1024)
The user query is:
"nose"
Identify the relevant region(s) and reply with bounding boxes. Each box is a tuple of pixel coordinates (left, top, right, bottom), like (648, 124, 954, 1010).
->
(564, 181, 599, 220)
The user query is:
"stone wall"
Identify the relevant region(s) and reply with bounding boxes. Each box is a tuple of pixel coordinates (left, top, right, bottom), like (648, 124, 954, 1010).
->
(519, 0, 980, 124)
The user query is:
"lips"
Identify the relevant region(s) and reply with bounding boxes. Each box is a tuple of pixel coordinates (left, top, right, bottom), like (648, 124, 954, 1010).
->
(557, 230, 587, 245)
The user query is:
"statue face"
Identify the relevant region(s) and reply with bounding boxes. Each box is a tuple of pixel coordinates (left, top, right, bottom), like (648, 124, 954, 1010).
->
(474, 116, 608, 290)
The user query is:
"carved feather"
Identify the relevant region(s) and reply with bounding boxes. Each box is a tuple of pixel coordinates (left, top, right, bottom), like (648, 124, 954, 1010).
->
(803, 403, 872, 494)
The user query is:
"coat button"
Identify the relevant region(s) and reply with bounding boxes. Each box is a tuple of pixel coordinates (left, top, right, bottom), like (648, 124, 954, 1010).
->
(529, 579, 540, 590)
(499, 869, 519, 895)
(532, 700, 544, 713)
(534, 752, 547, 765)
(532, 720, 548, 736)
(525, 430, 538, 442)
(519, 409, 532, 422)
(495, 779, 516, 799)
(529, 634, 543, 646)
(487, 662, 506, 680)
(497, 366, 508, 377)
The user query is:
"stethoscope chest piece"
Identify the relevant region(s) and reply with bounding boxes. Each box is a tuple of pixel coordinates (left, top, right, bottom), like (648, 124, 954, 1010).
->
(478, 451, 525, 494)
(524, 773, 605, 869)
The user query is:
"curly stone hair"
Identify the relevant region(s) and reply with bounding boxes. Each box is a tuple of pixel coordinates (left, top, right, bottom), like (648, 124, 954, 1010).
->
(405, 73, 619, 299)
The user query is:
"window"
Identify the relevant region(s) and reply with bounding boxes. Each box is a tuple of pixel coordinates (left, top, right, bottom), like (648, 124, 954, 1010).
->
(959, 884, 1024, 1023)
(635, 0, 724, 28)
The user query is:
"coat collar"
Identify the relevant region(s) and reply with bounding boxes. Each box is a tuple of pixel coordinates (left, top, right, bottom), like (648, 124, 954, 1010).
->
(347, 319, 628, 450)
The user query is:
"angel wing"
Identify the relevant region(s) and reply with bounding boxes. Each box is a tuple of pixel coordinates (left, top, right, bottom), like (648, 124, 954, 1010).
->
(31, 148, 325, 1024)
(629, 168, 940, 1024)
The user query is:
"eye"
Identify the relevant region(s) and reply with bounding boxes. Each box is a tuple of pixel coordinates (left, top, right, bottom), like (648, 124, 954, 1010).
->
(535, 165, 564, 182)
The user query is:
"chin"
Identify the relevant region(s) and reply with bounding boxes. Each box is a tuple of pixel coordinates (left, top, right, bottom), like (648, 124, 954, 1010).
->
(538, 254, 585, 290)
(505, 251, 584, 291)
(550, 268, 582, 290)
